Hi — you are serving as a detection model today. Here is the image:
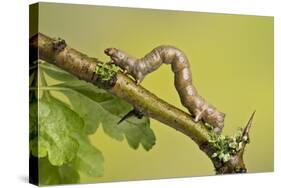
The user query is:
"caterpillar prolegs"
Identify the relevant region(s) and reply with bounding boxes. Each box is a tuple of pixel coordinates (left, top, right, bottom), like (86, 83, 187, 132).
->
(104, 45, 225, 133)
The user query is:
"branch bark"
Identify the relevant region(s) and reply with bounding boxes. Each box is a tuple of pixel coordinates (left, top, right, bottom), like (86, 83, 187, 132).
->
(30, 33, 254, 174)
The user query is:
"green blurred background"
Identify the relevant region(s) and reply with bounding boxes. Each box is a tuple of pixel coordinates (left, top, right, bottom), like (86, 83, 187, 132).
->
(37, 3, 273, 182)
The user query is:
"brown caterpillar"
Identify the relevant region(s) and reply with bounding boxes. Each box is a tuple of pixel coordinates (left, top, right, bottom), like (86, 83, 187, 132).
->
(104, 45, 225, 133)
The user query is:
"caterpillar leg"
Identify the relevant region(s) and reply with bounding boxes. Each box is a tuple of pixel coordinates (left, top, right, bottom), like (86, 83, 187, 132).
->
(194, 110, 204, 123)
(107, 60, 115, 64)
(213, 127, 222, 134)
(123, 65, 129, 74)
(136, 79, 141, 85)
(213, 122, 224, 134)
(135, 77, 144, 85)
(135, 73, 144, 85)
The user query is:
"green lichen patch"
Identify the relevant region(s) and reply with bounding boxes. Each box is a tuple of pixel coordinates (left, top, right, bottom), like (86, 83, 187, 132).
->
(209, 128, 249, 163)
(95, 63, 121, 81)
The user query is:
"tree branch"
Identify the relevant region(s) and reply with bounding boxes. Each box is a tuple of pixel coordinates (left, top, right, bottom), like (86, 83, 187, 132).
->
(30, 33, 254, 174)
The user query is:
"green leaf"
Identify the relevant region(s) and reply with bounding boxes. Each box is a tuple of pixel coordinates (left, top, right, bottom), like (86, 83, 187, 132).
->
(29, 101, 38, 140)
(30, 96, 84, 166)
(70, 133, 104, 177)
(54, 80, 114, 104)
(40, 62, 156, 151)
(52, 82, 156, 151)
(118, 116, 155, 150)
(29, 71, 35, 86)
(39, 63, 78, 82)
(39, 158, 80, 185)
(55, 81, 113, 134)
(29, 61, 38, 102)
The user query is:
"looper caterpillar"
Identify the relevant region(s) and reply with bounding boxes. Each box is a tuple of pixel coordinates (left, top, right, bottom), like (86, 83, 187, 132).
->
(104, 45, 225, 133)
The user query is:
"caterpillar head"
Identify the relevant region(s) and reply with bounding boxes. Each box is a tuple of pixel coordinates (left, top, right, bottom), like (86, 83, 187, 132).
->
(104, 48, 127, 65)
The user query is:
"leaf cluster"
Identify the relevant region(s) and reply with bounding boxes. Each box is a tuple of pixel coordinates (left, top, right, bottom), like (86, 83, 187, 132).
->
(29, 61, 156, 185)
(209, 128, 249, 163)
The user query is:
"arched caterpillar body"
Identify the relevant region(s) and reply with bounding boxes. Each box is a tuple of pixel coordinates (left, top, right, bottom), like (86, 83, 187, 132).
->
(104, 45, 225, 133)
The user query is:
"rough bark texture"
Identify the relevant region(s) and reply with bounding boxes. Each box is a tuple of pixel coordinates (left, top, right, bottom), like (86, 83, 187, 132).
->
(30, 33, 254, 174)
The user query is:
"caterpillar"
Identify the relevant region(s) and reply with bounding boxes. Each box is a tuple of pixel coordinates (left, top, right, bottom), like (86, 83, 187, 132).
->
(104, 45, 225, 133)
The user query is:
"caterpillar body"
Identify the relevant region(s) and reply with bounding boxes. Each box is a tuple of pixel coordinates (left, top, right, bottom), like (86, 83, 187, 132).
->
(104, 45, 225, 133)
